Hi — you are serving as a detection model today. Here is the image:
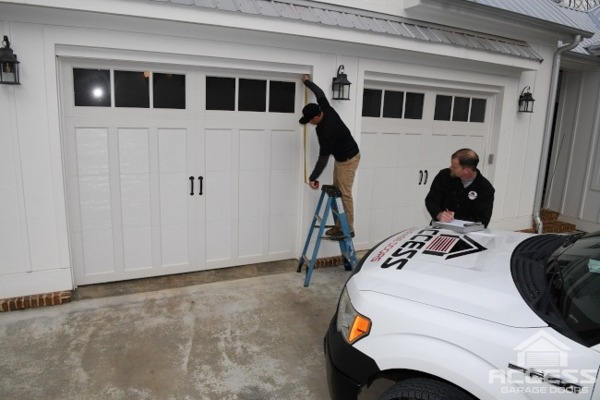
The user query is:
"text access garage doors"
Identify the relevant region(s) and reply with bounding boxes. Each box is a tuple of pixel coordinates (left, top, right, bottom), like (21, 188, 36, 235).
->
(356, 81, 493, 246)
(61, 60, 303, 285)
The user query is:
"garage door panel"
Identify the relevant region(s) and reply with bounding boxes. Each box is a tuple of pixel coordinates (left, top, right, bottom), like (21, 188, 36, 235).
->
(357, 167, 374, 211)
(206, 170, 232, 222)
(82, 229, 115, 275)
(378, 134, 404, 168)
(240, 129, 266, 171)
(398, 134, 422, 168)
(122, 226, 153, 270)
(271, 130, 299, 173)
(359, 132, 379, 169)
(161, 223, 189, 266)
(206, 219, 232, 262)
(269, 215, 295, 255)
(206, 129, 233, 172)
(76, 128, 110, 175)
(120, 174, 151, 228)
(158, 128, 188, 173)
(239, 217, 263, 257)
(372, 168, 397, 210)
(79, 175, 112, 231)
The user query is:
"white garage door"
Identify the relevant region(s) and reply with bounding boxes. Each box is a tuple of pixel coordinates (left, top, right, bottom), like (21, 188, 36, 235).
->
(356, 81, 493, 247)
(60, 59, 302, 285)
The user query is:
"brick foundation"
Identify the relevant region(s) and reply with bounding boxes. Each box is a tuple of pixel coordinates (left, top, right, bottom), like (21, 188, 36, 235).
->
(0, 291, 72, 313)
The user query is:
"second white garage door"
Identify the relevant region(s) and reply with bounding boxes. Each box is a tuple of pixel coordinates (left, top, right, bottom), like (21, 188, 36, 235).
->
(356, 80, 493, 247)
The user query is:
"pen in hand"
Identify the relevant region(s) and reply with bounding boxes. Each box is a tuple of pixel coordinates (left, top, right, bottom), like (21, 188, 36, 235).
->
(438, 209, 455, 222)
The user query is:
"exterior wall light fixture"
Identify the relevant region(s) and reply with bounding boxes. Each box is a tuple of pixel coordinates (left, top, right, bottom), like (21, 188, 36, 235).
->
(332, 65, 351, 100)
(0, 36, 20, 85)
(518, 86, 535, 113)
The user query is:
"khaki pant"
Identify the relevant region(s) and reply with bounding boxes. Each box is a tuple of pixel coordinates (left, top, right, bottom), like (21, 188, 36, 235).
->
(333, 153, 360, 231)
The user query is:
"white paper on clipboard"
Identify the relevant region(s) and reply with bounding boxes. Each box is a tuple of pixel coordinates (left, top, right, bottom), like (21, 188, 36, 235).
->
(432, 219, 484, 233)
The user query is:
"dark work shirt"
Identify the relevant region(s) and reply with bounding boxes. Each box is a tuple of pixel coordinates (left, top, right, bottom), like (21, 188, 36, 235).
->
(303, 80, 359, 181)
(425, 168, 495, 227)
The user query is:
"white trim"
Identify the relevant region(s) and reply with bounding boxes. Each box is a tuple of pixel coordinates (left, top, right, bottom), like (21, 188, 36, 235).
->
(0, 269, 72, 299)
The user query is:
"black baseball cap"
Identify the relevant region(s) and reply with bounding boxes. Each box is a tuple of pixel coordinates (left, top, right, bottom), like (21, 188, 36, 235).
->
(299, 103, 321, 125)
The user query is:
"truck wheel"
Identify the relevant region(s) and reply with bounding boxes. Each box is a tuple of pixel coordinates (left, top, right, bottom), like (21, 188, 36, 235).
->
(379, 377, 476, 400)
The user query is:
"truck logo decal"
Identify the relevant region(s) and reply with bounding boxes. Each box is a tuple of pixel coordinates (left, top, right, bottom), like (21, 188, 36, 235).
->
(424, 234, 486, 259)
(379, 229, 487, 270)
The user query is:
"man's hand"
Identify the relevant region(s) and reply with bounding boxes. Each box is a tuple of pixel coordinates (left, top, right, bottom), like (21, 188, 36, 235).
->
(309, 180, 319, 189)
(437, 210, 455, 222)
(302, 74, 310, 82)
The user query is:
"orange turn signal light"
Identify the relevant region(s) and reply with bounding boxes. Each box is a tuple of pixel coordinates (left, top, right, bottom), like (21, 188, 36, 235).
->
(348, 314, 371, 344)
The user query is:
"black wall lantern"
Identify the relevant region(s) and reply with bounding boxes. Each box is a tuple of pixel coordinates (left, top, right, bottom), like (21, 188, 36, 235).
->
(518, 86, 535, 113)
(0, 36, 21, 85)
(331, 65, 351, 100)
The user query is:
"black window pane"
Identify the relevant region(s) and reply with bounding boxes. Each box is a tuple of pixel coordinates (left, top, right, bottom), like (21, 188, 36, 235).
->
(470, 98, 486, 123)
(383, 90, 404, 118)
(239, 79, 266, 112)
(154, 73, 186, 109)
(362, 89, 382, 117)
(434, 95, 452, 121)
(115, 70, 149, 108)
(405, 92, 424, 119)
(269, 81, 295, 113)
(452, 97, 470, 122)
(206, 77, 235, 111)
(73, 68, 111, 107)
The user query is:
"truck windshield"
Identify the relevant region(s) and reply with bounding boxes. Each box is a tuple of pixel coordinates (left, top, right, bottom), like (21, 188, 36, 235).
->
(545, 232, 600, 347)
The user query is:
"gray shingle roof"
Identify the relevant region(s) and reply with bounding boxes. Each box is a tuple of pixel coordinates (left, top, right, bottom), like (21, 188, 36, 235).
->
(148, 0, 543, 61)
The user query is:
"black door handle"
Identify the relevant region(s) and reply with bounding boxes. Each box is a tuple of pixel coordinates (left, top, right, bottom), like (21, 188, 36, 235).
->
(189, 176, 194, 195)
(418, 170, 423, 185)
(199, 176, 203, 196)
(424, 170, 429, 185)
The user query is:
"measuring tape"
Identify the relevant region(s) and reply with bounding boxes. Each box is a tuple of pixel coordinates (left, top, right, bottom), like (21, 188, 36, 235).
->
(303, 84, 308, 184)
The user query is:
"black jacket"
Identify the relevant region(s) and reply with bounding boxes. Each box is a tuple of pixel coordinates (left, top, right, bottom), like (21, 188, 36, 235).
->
(425, 168, 495, 227)
(303, 80, 359, 181)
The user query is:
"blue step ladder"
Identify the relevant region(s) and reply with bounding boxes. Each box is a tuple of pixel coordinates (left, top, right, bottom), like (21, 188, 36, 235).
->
(297, 185, 357, 287)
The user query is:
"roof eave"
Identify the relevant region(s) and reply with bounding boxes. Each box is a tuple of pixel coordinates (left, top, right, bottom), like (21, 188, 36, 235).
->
(408, 0, 595, 39)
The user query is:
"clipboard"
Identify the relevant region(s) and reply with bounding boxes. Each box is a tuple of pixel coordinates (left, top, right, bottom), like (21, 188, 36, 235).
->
(432, 219, 484, 233)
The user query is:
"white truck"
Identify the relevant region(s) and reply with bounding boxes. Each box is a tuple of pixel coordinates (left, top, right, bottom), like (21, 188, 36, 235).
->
(324, 227, 600, 399)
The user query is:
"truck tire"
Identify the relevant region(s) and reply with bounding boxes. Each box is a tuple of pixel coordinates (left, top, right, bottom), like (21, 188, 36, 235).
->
(379, 377, 476, 400)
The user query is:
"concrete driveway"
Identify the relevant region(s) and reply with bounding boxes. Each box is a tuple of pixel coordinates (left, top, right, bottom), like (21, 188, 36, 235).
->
(0, 267, 387, 400)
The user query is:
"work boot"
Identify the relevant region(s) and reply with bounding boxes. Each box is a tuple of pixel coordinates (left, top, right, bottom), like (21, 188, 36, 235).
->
(325, 226, 341, 236)
(330, 230, 355, 240)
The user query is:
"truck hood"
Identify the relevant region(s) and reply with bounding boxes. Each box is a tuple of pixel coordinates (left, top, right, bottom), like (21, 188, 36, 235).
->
(353, 227, 547, 328)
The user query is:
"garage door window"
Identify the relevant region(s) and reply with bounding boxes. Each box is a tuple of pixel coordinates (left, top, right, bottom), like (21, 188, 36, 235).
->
(73, 68, 186, 109)
(154, 73, 186, 109)
(362, 89, 424, 119)
(434, 95, 486, 123)
(73, 68, 111, 107)
(115, 70, 149, 108)
(206, 76, 295, 113)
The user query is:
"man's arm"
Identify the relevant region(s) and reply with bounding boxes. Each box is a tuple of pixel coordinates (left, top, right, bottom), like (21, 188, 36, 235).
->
(302, 76, 329, 109)
(425, 171, 447, 221)
(474, 187, 494, 227)
(309, 154, 329, 182)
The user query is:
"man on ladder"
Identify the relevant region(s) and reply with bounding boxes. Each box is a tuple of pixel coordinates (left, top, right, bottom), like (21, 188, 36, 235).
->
(299, 74, 360, 238)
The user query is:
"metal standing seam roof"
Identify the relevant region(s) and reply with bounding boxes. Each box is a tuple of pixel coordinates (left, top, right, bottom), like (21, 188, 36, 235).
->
(464, 0, 598, 32)
(463, 0, 600, 56)
(148, 0, 543, 61)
